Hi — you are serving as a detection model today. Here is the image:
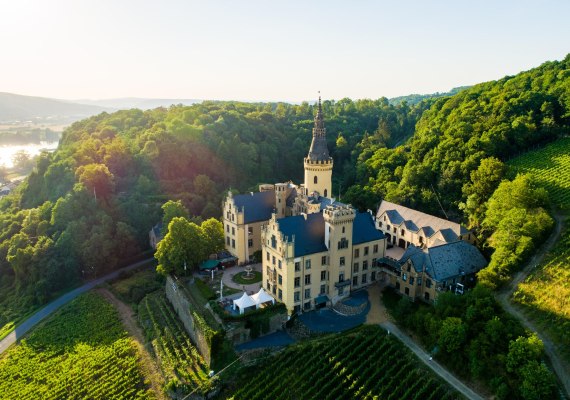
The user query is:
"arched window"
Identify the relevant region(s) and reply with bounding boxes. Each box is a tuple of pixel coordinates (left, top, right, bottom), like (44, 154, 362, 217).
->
(324, 189, 328, 197)
(314, 176, 318, 184)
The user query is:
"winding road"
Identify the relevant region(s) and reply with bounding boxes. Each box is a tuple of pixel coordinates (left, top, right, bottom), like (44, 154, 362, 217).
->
(496, 213, 570, 398)
(380, 321, 485, 400)
(0, 258, 154, 356)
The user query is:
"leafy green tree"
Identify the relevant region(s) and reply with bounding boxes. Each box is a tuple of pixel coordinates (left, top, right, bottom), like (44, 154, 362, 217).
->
(506, 334, 544, 373)
(201, 218, 224, 256)
(155, 217, 205, 275)
(519, 360, 556, 400)
(438, 317, 467, 353)
(76, 163, 115, 201)
(161, 200, 189, 235)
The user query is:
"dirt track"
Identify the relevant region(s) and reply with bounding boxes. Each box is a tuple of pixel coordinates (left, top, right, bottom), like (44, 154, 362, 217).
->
(97, 288, 166, 400)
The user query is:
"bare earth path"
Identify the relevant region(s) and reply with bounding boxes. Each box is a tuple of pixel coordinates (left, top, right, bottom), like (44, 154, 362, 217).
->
(97, 288, 166, 400)
(0, 257, 154, 355)
(497, 213, 570, 398)
(379, 321, 484, 400)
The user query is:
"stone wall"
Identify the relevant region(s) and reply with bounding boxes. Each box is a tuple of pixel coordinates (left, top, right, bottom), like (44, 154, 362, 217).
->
(165, 275, 212, 365)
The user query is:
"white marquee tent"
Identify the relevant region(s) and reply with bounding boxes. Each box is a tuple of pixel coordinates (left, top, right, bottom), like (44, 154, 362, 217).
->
(232, 292, 256, 314)
(232, 288, 276, 314)
(251, 288, 275, 308)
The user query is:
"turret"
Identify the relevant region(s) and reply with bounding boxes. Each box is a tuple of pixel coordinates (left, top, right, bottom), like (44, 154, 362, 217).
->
(304, 96, 333, 198)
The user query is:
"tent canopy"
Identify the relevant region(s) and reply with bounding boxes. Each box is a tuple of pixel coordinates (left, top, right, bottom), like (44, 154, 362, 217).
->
(233, 292, 256, 314)
(251, 287, 275, 306)
(200, 259, 220, 271)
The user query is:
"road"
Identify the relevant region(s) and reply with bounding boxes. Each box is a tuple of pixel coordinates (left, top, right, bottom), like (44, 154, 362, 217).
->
(497, 213, 570, 398)
(380, 321, 485, 400)
(0, 258, 154, 355)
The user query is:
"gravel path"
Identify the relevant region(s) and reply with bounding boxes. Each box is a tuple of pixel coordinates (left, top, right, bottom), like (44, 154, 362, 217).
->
(380, 321, 485, 400)
(497, 212, 570, 398)
(0, 258, 154, 355)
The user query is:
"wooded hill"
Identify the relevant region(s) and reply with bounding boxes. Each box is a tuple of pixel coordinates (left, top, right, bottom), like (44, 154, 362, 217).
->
(0, 53, 569, 345)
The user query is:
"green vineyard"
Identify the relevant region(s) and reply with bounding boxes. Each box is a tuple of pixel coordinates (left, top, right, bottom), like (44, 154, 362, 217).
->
(138, 291, 212, 394)
(513, 228, 570, 365)
(0, 292, 153, 400)
(509, 137, 570, 208)
(228, 325, 461, 400)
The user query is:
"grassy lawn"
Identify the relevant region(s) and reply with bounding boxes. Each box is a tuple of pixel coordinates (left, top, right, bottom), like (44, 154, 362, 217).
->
(232, 271, 262, 285)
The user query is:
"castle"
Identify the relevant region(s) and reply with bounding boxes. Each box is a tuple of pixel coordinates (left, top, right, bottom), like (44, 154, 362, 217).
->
(222, 98, 487, 314)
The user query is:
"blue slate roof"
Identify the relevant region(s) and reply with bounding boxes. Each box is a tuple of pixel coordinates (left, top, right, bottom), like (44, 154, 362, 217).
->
(353, 212, 385, 245)
(277, 213, 327, 257)
(232, 191, 275, 224)
(400, 242, 487, 282)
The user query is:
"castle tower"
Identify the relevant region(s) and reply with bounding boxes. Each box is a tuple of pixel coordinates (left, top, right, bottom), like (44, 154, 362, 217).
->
(323, 204, 355, 302)
(304, 96, 333, 198)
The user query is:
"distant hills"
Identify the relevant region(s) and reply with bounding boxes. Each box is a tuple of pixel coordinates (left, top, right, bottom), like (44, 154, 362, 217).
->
(0, 88, 469, 124)
(0, 93, 202, 124)
(74, 97, 202, 110)
(0, 92, 111, 123)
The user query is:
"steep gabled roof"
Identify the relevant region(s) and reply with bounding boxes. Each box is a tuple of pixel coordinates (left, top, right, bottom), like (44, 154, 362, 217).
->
(400, 242, 487, 282)
(377, 200, 469, 239)
(353, 212, 385, 245)
(232, 191, 275, 224)
(277, 213, 327, 257)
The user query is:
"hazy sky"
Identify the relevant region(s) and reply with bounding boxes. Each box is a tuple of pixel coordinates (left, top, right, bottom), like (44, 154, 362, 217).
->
(1, 0, 569, 102)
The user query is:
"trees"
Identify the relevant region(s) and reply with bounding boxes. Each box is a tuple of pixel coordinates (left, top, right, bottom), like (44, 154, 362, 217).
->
(155, 217, 205, 276)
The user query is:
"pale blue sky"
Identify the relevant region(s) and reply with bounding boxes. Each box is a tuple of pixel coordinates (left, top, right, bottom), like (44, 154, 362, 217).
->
(0, 0, 568, 101)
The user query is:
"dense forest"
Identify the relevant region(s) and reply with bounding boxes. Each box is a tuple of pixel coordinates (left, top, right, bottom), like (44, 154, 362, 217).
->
(0, 54, 568, 399)
(0, 96, 430, 325)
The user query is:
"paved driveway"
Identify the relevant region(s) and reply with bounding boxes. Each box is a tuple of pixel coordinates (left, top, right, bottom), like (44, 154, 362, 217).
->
(0, 258, 154, 355)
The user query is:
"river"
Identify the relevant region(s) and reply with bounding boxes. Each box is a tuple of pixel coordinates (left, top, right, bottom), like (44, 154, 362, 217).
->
(0, 142, 59, 168)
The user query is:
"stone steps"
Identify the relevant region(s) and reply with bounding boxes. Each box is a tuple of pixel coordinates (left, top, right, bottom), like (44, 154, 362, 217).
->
(332, 300, 368, 316)
(286, 317, 314, 340)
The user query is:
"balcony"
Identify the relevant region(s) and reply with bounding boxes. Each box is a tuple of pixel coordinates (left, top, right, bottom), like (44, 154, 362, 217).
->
(335, 279, 351, 288)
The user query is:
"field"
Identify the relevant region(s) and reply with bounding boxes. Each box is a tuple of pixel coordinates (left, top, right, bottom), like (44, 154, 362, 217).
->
(0, 292, 153, 399)
(138, 291, 212, 395)
(227, 325, 461, 400)
(508, 138, 570, 366)
(508, 137, 570, 208)
(513, 228, 570, 365)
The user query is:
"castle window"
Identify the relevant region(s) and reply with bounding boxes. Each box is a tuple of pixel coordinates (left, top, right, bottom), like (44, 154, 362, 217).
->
(305, 274, 311, 285)
(226, 236, 230, 245)
(409, 277, 414, 285)
(272, 256, 276, 265)
(231, 239, 235, 248)
(339, 273, 344, 282)
(342, 226, 345, 233)
(362, 274, 367, 284)
(305, 260, 311, 269)
(321, 271, 327, 281)
(379, 222, 383, 228)
(267, 281, 270, 291)
(417, 277, 422, 286)
(371, 271, 376, 281)
(278, 260, 282, 269)
(363, 261, 368, 270)
(402, 273, 407, 282)
(364, 246, 369, 256)
(271, 235, 277, 249)
(337, 238, 349, 249)
(295, 262, 300, 272)
(232, 227, 235, 235)
(373, 244, 378, 253)
(426, 279, 432, 288)
(324, 189, 328, 197)
(321, 256, 327, 265)
(278, 274, 282, 285)
(294, 291, 300, 302)
(305, 289, 311, 299)
(401, 229, 405, 236)
(353, 262, 359, 273)
(340, 257, 345, 266)
(248, 239, 253, 248)
(354, 249, 359, 258)
(314, 176, 318, 184)
(248, 227, 253, 235)
(294, 277, 300, 287)
(278, 289, 282, 300)
(226, 224, 229, 232)
(266, 252, 270, 261)
(320, 284, 326, 295)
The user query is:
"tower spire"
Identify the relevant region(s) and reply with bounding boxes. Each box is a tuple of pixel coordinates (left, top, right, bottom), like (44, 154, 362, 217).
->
(307, 92, 329, 161)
